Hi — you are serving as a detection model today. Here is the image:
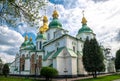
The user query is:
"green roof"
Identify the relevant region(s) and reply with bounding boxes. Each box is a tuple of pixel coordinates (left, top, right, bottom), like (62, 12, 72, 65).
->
(52, 47, 64, 58)
(43, 50, 55, 61)
(21, 40, 29, 47)
(52, 47, 77, 58)
(67, 48, 77, 57)
(36, 33, 46, 40)
(78, 24, 93, 34)
(49, 63, 53, 67)
(21, 40, 35, 50)
(49, 18, 62, 28)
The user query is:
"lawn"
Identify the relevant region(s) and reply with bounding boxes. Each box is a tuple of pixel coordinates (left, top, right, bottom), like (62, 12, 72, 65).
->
(0, 76, 45, 81)
(76, 74, 120, 81)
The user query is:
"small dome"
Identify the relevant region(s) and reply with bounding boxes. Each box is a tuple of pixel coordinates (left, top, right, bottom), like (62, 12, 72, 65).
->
(49, 10, 62, 28)
(21, 36, 35, 50)
(49, 18, 62, 28)
(21, 40, 29, 47)
(36, 33, 46, 40)
(78, 24, 93, 34)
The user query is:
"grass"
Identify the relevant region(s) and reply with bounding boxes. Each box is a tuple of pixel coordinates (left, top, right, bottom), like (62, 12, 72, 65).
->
(0, 74, 120, 81)
(0, 76, 45, 81)
(76, 74, 120, 81)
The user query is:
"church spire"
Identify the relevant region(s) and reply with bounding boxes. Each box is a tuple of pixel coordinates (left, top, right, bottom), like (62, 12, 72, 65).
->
(81, 10, 87, 25)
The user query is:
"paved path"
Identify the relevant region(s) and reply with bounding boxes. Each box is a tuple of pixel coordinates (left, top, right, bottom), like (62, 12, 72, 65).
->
(113, 79, 120, 81)
(52, 73, 114, 81)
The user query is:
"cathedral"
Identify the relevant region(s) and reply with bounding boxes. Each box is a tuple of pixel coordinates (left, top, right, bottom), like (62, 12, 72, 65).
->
(9, 9, 115, 77)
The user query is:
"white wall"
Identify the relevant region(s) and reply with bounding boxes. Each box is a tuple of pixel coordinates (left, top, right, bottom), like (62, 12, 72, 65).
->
(77, 32, 95, 41)
(25, 59, 30, 71)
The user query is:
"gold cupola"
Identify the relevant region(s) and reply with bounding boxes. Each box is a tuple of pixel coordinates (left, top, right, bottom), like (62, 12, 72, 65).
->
(81, 17, 87, 25)
(39, 15, 49, 33)
(25, 35, 28, 41)
(30, 37, 32, 41)
(81, 10, 87, 25)
(52, 10, 59, 18)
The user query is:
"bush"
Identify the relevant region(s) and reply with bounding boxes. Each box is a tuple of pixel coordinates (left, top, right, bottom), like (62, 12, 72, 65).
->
(2, 63, 9, 77)
(40, 67, 58, 80)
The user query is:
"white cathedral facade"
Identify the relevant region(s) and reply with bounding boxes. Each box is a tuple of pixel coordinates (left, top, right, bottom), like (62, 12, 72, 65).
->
(9, 10, 115, 76)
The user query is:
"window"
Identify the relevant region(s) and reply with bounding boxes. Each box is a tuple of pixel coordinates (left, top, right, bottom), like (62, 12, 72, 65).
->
(22, 64, 24, 71)
(86, 36, 89, 40)
(73, 46, 75, 52)
(47, 33, 50, 40)
(54, 32, 55, 38)
(39, 41, 42, 49)
(57, 48, 58, 50)
(36, 42, 39, 50)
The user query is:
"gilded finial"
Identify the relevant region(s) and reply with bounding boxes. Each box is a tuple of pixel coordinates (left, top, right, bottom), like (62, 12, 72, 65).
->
(52, 10, 59, 18)
(25, 35, 28, 41)
(81, 10, 87, 25)
(43, 16, 48, 23)
(30, 37, 32, 41)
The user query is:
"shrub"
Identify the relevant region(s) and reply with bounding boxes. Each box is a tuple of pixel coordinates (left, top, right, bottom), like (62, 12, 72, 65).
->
(40, 67, 58, 80)
(2, 63, 9, 77)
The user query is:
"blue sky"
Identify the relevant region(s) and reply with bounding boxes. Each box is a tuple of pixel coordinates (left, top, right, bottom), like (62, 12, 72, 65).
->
(0, 0, 120, 63)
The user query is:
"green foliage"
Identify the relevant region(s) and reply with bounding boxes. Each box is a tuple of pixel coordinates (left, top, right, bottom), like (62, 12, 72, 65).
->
(0, 0, 46, 27)
(82, 38, 105, 78)
(0, 58, 3, 74)
(2, 63, 9, 77)
(115, 49, 120, 71)
(0, 76, 44, 81)
(40, 67, 58, 80)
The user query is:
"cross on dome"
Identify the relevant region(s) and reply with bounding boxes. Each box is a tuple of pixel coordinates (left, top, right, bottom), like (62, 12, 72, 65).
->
(81, 10, 87, 25)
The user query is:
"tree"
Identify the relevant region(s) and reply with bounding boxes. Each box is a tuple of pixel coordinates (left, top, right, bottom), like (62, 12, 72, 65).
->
(82, 37, 91, 72)
(2, 63, 9, 77)
(82, 38, 105, 78)
(115, 49, 120, 71)
(0, 0, 46, 27)
(40, 67, 58, 81)
(0, 58, 3, 75)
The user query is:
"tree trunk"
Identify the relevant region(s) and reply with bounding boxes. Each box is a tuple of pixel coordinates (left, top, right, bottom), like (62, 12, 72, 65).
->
(94, 71, 97, 78)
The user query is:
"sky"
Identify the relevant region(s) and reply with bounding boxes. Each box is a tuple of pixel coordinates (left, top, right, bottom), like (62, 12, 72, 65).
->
(0, 0, 120, 63)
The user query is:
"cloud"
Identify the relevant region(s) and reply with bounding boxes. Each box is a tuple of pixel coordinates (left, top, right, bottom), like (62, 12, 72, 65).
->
(48, 0, 120, 56)
(0, 26, 24, 63)
(1, 0, 120, 63)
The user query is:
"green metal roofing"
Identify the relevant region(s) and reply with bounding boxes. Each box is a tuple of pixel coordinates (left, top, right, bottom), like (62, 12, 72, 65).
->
(67, 48, 77, 57)
(21, 40, 29, 47)
(52, 47, 64, 58)
(43, 50, 55, 61)
(21, 40, 35, 50)
(49, 63, 53, 67)
(49, 18, 62, 28)
(78, 24, 93, 34)
(36, 33, 46, 40)
(52, 47, 77, 58)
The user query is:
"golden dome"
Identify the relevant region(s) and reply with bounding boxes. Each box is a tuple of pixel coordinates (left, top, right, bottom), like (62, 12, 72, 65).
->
(39, 16, 49, 33)
(81, 17, 87, 25)
(52, 10, 59, 18)
(30, 37, 32, 41)
(25, 35, 28, 41)
(43, 16, 48, 23)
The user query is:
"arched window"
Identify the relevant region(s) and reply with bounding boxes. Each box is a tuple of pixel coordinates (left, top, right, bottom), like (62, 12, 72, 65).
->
(73, 46, 75, 52)
(47, 33, 50, 40)
(39, 41, 42, 49)
(22, 64, 24, 71)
